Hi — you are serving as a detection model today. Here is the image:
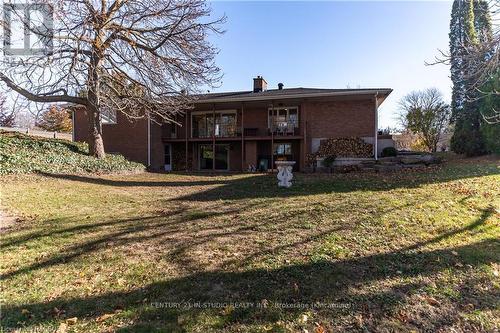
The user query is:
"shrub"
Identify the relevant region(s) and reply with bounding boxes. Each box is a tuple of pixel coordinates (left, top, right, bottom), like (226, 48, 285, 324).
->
(381, 147, 398, 157)
(0, 131, 144, 175)
(481, 122, 500, 154)
(321, 155, 337, 168)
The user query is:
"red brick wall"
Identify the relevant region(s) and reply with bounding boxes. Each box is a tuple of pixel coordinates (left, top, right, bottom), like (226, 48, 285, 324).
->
(229, 142, 242, 171)
(245, 141, 257, 168)
(150, 122, 164, 169)
(241, 107, 269, 136)
(303, 99, 375, 156)
(304, 99, 374, 139)
(73, 107, 149, 166)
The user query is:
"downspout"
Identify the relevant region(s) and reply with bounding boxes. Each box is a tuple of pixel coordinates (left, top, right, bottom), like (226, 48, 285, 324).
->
(71, 110, 75, 142)
(241, 103, 245, 171)
(185, 115, 188, 171)
(147, 114, 151, 167)
(374, 92, 379, 160)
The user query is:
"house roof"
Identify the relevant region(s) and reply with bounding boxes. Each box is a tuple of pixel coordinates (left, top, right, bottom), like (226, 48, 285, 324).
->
(194, 87, 393, 104)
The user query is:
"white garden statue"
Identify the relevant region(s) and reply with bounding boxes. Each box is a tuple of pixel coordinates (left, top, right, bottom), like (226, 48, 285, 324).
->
(275, 161, 296, 188)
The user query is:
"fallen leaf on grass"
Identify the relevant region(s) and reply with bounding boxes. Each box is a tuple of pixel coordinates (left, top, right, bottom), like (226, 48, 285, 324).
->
(66, 317, 78, 325)
(56, 323, 67, 333)
(96, 313, 115, 322)
(52, 307, 65, 317)
(314, 323, 326, 333)
(464, 303, 475, 311)
(423, 296, 440, 307)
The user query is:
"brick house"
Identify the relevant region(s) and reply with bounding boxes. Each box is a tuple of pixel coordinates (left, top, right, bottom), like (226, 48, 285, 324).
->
(72, 77, 392, 171)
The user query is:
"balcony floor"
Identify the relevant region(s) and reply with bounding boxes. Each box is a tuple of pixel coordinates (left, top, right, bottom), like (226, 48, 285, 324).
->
(163, 135, 303, 142)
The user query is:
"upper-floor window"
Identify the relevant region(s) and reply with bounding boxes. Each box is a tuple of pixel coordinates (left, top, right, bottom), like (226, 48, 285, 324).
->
(191, 110, 237, 138)
(100, 106, 117, 124)
(268, 107, 298, 132)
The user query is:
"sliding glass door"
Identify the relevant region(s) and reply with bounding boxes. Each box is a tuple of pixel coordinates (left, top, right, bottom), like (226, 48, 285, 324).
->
(199, 144, 229, 170)
(192, 112, 237, 138)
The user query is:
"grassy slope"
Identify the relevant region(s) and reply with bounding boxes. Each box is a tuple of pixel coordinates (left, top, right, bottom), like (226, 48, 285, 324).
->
(0, 131, 144, 175)
(0, 156, 499, 332)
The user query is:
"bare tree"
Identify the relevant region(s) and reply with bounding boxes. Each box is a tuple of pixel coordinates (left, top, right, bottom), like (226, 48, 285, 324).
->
(0, 91, 16, 127)
(0, 0, 224, 157)
(399, 88, 452, 152)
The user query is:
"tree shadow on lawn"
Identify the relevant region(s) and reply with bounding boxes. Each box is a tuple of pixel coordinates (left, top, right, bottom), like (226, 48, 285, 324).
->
(1, 207, 497, 331)
(0, 193, 416, 279)
(2, 239, 498, 332)
(0, 214, 180, 250)
(36, 171, 234, 187)
(36, 160, 499, 201)
(0, 200, 269, 279)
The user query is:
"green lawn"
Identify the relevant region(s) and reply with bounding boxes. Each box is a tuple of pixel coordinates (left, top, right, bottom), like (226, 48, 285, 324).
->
(1, 156, 499, 332)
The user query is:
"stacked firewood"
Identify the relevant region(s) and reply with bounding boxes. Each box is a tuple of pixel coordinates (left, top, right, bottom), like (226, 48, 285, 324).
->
(305, 137, 373, 166)
(316, 137, 373, 158)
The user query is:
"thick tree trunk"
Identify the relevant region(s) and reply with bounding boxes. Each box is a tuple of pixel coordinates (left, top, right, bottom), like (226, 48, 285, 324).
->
(87, 103, 105, 158)
(87, 51, 105, 159)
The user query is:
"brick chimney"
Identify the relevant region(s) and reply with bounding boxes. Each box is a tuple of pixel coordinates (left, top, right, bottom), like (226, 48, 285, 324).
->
(253, 76, 267, 93)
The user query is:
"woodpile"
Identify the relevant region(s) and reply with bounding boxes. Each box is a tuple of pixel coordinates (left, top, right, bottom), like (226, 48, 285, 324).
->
(316, 137, 373, 158)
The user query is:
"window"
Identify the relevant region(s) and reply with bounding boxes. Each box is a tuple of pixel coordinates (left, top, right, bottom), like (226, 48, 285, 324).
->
(170, 123, 177, 138)
(268, 107, 298, 131)
(100, 106, 117, 124)
(273, 143, 292, 156)
(199, 144, 229, 170)
(191, 110, 237, 138)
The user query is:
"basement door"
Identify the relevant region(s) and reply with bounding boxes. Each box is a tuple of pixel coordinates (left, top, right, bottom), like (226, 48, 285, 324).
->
(199, 144, 229, 171)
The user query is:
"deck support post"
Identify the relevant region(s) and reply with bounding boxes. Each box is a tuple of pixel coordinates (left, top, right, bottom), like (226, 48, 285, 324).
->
(185, 114, 188, 171)
(302, 103, 307, 171)
(374, 93, 379, 161)
(270, 101, 274, 172)
(212, 103, 216, 172)
(241, 103, 245, 171)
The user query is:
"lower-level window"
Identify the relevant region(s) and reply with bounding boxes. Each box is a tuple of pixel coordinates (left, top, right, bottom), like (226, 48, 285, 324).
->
(199, 144, 229, 170)
(273, 143, 292, 156)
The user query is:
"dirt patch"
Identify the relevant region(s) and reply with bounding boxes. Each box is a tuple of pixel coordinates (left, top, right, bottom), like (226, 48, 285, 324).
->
(0, 210, 21, 233)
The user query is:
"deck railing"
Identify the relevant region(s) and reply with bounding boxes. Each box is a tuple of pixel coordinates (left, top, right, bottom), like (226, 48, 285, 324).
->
(192, 123, 238, 138)
(269, 121, 299, 136)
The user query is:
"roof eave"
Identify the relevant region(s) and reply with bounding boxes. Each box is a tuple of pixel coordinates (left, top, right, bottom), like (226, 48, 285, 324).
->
(194, 89, 393, 104)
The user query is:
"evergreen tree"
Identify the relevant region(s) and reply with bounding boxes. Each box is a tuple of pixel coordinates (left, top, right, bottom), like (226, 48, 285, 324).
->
(479, 71, 500, 153)
(449, 0, 475, 119)
(449, 0, 466, 119)
(474, 0, 493, 43)
(449, 0, 493, 156)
